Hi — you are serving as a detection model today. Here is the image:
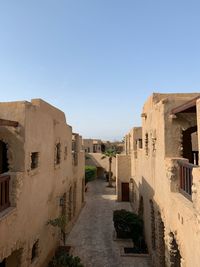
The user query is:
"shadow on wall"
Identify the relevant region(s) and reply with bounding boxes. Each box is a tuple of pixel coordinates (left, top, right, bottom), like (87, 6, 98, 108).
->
(85, 153, 116, 178)
(136, 176, 182, 267)
(0, 127, 25, 172)
(86, 154, 105, 179)
(138, 177, 155, 206)
(85, 154, 102, 167)
(97, 167, 105, 179)
(137, 177, 165, 266)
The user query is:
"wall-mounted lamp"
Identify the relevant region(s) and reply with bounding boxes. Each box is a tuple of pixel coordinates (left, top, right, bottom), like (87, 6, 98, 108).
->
(59, 197, 64, 207)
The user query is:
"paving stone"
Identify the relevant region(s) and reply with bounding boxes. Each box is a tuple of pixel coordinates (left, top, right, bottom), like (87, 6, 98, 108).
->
(66, 179, 152, 267)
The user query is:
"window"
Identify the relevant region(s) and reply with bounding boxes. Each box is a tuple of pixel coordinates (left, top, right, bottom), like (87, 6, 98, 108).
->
(152, 137, 156, 153)
(72, 141, 76, 152)
(31, 240, 39, 262)
(145, 133, 149, 155)
(138, 139, 143, 149)
(31, 152, 39, 170)
(55, 143, 61, 165)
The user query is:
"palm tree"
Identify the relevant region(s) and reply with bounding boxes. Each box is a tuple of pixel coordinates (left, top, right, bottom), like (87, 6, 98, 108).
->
(101, 148, 117, 187)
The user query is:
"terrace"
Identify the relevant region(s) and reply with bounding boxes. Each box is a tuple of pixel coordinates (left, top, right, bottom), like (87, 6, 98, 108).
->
(169, 96, 200, 200)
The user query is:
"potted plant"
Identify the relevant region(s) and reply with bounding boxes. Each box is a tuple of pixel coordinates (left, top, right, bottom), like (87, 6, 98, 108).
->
(113, 209, 143, 244)
(47, 214, 67, 247)
(47, 215, 84, 266)
(48, 251, 84, 267)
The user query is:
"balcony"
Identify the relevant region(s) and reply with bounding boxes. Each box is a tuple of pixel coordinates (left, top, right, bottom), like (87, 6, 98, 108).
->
(0, 174, 10, 212)
(179, 161, 197, 200)
(166, 158, 198, 201)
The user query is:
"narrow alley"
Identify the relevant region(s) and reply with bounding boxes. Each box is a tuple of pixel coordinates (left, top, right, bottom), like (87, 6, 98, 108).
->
(66, 179, 151, 267)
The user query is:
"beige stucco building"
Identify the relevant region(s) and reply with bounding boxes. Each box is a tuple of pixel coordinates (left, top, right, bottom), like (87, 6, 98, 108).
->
(0, 99, 85, 267)
(116, 93, 200, 267)
(83, 139, 119, 179)
(83, 139, 123, 154)
(82, 139, 102, 153)
(86, 152, 117, 179)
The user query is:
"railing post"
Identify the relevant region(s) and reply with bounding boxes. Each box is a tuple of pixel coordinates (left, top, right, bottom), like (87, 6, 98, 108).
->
(178, 161, 196, 200)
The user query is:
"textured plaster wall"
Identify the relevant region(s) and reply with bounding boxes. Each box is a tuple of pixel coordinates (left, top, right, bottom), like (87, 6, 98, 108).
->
(0, 99, 85, 267)
(82, 139, 93, 152)
(116, 154, 131, 201)
(116, 93, 200, 267)
(86, 152, 116, 178)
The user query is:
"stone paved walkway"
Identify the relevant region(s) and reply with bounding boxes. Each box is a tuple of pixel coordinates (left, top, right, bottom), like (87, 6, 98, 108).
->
(66, 179, 151, 267)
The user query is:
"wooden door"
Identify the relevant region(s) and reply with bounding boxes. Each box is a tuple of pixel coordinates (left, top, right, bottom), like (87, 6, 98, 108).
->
(121, 182, 129, 201)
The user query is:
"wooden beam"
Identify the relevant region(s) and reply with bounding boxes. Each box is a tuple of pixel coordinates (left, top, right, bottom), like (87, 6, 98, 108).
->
(0, 119, 19, 127)
(170, 96, 200, 115)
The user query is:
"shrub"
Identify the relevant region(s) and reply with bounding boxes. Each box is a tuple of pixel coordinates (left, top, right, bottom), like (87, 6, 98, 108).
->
(48, 249, 84, 267)
(113, 209, 143, 245)
(47, 215, 67, 245)
(85, 165, 96, 184)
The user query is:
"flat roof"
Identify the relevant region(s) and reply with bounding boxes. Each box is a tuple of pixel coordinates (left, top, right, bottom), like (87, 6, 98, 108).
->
(170, 96, 200, 115)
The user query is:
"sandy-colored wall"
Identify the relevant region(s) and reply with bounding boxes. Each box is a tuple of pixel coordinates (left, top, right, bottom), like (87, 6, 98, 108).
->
(0, 99, 85, 267)
(83, 139, 93, 153)
(86, 152, 116, 178)
(117, 93, 200, 267)
(116, 154, 131, 201)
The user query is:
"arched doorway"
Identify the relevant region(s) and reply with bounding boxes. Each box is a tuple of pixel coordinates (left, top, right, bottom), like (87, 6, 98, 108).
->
(0, 140, 10, 212)
(0, 140, 9, 174)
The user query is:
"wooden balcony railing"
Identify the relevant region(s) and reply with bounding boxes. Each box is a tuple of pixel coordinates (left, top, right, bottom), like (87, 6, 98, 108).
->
(0, 174, 10, 212)
(179, 161, 196, 199)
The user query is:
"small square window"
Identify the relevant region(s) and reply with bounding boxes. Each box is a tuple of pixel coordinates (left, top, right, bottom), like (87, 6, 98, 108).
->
(31, 240, 39, 262)
(31, 152, 39, 170)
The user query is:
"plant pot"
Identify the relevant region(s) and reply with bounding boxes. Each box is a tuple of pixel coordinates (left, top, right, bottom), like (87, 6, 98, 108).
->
(55, 245, 71, 256)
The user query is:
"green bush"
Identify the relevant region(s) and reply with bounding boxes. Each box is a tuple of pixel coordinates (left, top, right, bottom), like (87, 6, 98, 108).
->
(48, 249, 84, 267)
(85, 165, 96, 184)
(113, 209, 143, 245)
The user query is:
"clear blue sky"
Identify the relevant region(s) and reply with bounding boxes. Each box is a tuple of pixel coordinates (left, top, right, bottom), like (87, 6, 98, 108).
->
(0, 1, 200, 140)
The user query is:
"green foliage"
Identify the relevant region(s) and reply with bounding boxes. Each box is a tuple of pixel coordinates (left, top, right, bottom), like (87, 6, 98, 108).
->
(85, 154, 90, 160)
(47, 215, 67, 232)
(101, 149, 117, 187)
(113, 209, 143, 244)
(48, 249, 84, 267)
(47, 215, 67, 245)
(85, 165, 96, 184)
(101, 148, 117, 159)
